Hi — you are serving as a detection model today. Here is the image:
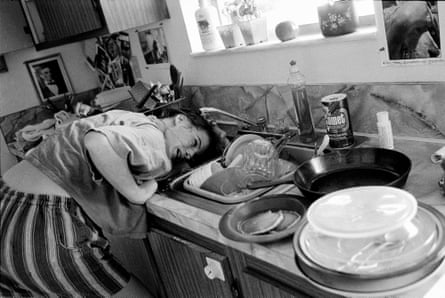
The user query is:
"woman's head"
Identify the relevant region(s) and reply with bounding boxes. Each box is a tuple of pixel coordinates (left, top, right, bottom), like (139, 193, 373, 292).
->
(161, 108, 220, 163)
(105, 36, 120, 59)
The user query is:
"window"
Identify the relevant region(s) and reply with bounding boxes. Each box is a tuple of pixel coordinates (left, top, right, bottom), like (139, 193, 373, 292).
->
(215, 0, 374, 39)
(189, 0, 376, 53)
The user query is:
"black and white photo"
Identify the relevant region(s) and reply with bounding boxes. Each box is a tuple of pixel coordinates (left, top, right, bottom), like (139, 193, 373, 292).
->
(138, 26, 169, 65)
(25, 54, 73, 102)
(376, 0, 443, 64)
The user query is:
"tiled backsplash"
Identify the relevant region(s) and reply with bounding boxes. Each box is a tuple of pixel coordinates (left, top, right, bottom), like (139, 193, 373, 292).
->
(1, 83, 444, 150)
(184, 83, 445, 140)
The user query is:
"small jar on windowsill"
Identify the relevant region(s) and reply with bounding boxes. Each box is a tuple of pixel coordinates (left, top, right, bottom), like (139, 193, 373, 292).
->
(317, 0, 358, 37)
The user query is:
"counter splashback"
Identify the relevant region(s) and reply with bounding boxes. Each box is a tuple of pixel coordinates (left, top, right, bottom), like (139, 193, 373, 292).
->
(183, 82, 445, 140)
(1, 82, 444, 155)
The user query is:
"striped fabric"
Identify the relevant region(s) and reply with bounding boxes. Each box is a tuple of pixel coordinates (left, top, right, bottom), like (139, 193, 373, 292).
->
(0, 179, 130, 297)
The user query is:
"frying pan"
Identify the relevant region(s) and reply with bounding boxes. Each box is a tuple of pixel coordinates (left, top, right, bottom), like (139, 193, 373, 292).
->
(247, 147, 412, 200)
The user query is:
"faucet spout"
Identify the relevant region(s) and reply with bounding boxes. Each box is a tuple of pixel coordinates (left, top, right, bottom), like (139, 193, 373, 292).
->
(199, 107, 258, 127)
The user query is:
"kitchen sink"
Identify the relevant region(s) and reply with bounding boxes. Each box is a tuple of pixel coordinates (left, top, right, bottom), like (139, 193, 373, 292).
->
(157, 119, 368, 214)
(160, 144, 316, 215)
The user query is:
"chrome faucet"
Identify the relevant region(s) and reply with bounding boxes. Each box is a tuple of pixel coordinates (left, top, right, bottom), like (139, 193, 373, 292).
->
(199, 107, 258, 127)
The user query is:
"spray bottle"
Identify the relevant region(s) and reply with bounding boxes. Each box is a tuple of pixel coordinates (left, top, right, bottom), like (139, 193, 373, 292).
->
(376, 111, 394, 149)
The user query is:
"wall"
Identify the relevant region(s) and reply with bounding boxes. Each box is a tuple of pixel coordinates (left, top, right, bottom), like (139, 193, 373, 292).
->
(2, 0, 445, 173)
(0, 42, 99, 173)
(2, 0, 443, 117)
(0, 43, 98, 117)
(184, 83, 445, 140)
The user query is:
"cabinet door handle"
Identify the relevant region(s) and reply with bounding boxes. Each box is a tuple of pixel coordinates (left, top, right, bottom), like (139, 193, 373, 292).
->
(204, 257, 225, 281)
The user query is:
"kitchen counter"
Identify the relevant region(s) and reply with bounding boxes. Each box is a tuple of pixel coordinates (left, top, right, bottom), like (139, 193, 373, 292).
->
(145, 135, 445, 297)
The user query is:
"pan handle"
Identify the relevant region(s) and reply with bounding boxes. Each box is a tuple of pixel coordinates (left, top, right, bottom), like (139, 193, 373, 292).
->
(246, 172, 294, 189)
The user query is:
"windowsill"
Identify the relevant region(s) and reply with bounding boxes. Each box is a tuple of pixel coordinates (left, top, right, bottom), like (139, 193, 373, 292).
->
(191, 26, 377, 57)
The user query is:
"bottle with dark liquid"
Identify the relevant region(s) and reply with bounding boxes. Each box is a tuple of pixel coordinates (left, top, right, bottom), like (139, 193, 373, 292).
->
(287, 60, 316, 143)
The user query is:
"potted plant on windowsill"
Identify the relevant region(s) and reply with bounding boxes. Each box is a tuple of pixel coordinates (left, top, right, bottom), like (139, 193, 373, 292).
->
(222, 0, 268, 46)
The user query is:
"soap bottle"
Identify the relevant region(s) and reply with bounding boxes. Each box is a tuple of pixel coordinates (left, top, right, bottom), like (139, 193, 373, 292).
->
(376, 111, 394, 149)
(287, 60, 316, 143)
(195, 0, 224, 51)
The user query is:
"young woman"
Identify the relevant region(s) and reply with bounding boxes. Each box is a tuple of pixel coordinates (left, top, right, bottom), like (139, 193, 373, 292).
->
(1, 108, 220, 297)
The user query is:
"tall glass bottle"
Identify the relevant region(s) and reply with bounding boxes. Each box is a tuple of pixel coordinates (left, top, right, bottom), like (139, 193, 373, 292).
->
(195, 0, 224, 51)
(287, 60, 316, 143)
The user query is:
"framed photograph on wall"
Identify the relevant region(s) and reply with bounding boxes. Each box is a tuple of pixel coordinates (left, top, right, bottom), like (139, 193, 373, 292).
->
(137, 25, 169, 67)
(375, 1, 445, 65)
(25, 53, 73, 102)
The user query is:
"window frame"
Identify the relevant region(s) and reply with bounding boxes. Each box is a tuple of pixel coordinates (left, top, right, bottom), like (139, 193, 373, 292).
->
(187, 0, 376, 56)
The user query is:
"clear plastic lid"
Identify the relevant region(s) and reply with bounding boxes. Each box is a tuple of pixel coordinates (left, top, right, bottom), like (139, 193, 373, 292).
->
(300, 206, 440, 275)
(299, 187, 442, 275)
(307, 186, 418, 238)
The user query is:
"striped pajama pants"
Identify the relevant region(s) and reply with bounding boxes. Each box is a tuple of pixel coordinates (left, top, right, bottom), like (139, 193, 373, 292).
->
(0, 179, 130, 297)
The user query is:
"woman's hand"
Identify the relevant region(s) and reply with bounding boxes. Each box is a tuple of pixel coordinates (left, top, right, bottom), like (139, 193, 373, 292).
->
(84, 131, 157, 204)
(137, 179, 158, 199)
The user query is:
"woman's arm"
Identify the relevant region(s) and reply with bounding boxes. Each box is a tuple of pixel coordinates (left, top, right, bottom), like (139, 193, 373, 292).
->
(84, 131, 157, 204)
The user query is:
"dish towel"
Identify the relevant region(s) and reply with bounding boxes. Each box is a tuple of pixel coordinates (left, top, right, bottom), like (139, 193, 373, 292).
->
(431, 146, 445, 195)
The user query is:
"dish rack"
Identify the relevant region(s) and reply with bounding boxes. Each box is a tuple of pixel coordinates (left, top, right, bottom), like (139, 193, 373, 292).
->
(169, 159, 273, 204)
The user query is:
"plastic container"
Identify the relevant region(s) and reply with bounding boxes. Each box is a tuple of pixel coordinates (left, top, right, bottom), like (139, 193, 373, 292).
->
(377, 111, 394, 149)
(287, 60, 316, 144)
(217, 23, 245, 49)
(195, 0, 224, 51)
(301, 205, 439, 274)
(306, 186, 418, 239)
(293, 186, 445, 293)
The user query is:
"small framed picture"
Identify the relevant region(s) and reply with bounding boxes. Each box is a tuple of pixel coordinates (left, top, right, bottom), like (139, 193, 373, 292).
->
(25, 54, 73, 102)
(375, 1, 444, 65)
(137, 25, 169, 66)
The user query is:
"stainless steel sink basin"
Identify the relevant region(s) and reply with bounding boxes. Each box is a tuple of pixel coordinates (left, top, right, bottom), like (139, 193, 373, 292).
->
(161, 145, 316, 214)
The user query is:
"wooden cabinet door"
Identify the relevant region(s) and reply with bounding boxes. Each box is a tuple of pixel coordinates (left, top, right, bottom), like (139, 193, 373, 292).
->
(149, 229, 237, 298)
(21, 0, 104, 43)
(107, 235, 165, 298)
(239, 267, 310, 298)
(0, 0, 33, 54)
(229, 251, 339, 298)
(99, 0, 169, 33)
(20, 0, 107, 50)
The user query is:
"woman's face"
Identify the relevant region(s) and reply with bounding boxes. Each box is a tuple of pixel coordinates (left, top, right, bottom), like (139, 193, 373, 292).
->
(164, 114, 210, 161)
(107, 39, 120, 59)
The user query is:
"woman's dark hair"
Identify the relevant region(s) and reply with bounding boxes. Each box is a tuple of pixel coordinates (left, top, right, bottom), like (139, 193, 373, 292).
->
(160, 107, 222, 163)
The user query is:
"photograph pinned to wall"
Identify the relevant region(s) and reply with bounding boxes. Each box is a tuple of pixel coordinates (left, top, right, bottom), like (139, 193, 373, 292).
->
(94, 31, 135, 90)
(25, 54, 73, 103)
(137, 25, 169, 66)
(118, 31, 132, 61)
(375, 0, 444, 65)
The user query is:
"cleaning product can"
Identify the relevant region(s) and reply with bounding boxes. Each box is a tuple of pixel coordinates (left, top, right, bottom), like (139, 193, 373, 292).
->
(321, 93, 354, 149)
